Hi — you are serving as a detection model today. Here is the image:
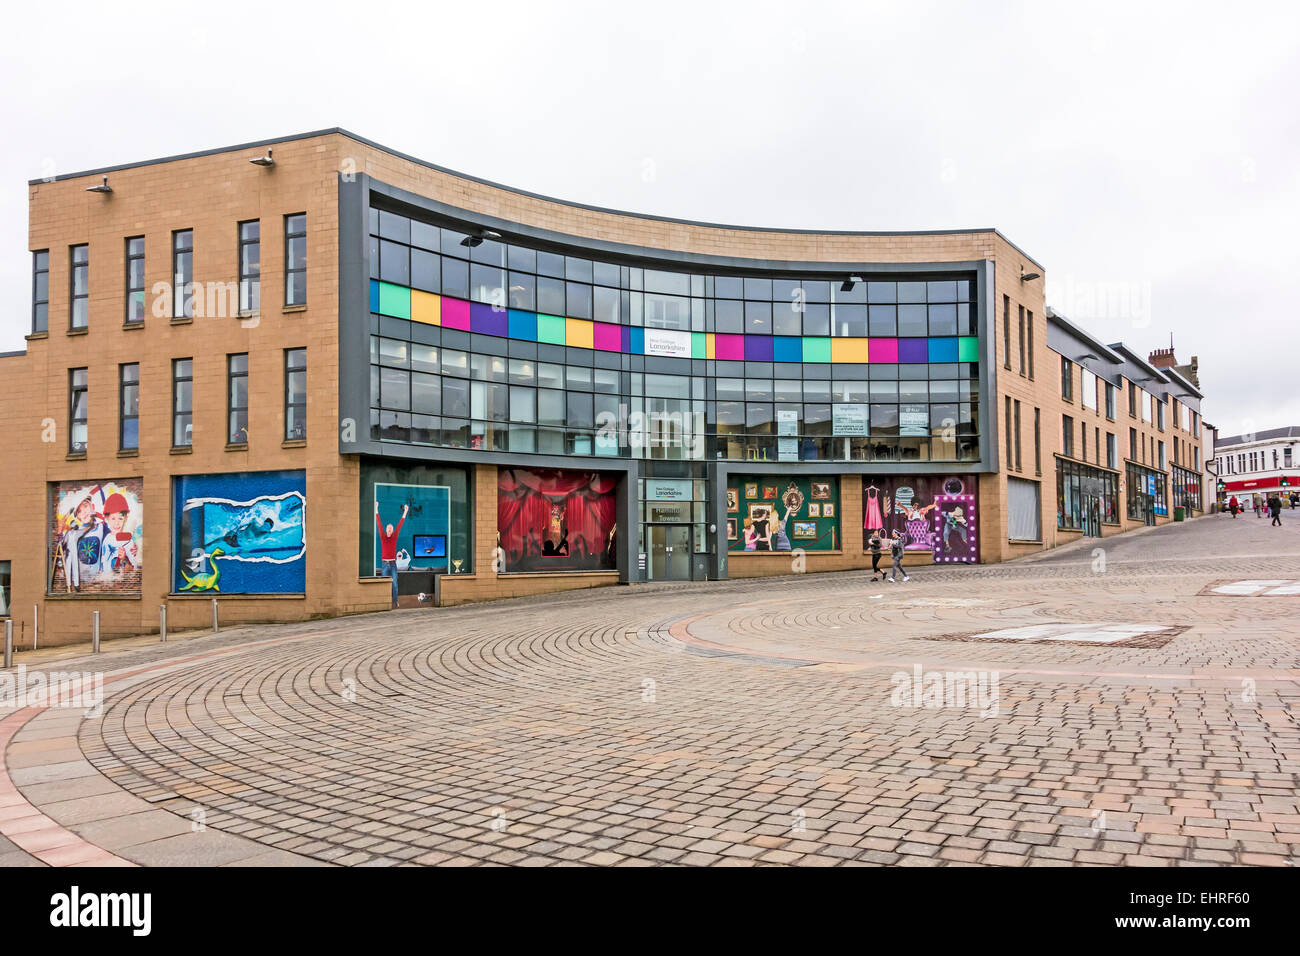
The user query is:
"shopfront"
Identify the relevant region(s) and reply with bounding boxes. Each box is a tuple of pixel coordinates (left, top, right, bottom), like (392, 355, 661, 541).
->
(1126, 462, 1167, 525)
(861, 474, 979, 563)
(639, 478, 707, 580)
(1057, 458, 1118, 537)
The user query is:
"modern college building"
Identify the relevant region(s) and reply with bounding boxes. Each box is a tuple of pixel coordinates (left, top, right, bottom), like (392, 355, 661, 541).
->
(0, 129, 1211, 644)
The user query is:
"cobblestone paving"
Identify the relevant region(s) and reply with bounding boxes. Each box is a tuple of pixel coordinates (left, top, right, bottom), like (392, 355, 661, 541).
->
(2, 512, 1298, 867)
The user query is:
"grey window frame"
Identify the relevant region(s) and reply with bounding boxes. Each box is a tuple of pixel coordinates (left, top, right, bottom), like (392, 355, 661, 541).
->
(173, 358, 194, 447)
(238, 220, 260, 314)
(69, 367, 88, 453)
(125, 236, 145, 323)
(285, 213, 307, 306)
(119, 362, 139, 451)
(32, 249, 49, 333)
(285, 348, 307, 440)
(69, 243, 89, 330)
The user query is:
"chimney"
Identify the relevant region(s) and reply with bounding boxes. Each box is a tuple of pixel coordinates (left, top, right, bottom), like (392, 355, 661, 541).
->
(1148, 347, 1177, 369)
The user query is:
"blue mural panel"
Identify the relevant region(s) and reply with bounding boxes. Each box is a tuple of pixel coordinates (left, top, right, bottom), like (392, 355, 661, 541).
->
(173, 469, 306, 594)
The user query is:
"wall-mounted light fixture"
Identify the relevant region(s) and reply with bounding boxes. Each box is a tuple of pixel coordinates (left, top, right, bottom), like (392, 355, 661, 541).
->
(1020, 268, 1041, 282)
(249, 149, 275, 168)
(840, 275, 863, 292)
(460, 229, 502, 248)
(86, 175, 112, 194)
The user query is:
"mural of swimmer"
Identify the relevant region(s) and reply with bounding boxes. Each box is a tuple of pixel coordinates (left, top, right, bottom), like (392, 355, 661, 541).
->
(173, 470, 306, 593)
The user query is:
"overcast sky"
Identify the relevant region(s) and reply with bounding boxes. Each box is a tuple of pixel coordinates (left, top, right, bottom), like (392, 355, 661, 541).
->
(2, 0, 1296, 435)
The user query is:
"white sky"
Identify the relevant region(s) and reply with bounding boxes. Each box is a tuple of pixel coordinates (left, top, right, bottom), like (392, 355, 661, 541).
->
(2, 0, 1297, 435)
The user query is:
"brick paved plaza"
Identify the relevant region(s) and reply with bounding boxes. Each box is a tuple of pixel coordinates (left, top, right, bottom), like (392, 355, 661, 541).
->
(2, 512, 1298, 868)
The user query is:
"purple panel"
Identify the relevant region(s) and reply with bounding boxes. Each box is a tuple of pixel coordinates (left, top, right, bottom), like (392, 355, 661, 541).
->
(715, 334, 745, 360)
(441, 297, 471, 331)
(744, 335, 774, 361)
(471, 302, 508, 337)
(594, 322, 622, 352)
(868, 338, 899, 363)
(898, 337, 929, 363)
(621, 325, 631, 353)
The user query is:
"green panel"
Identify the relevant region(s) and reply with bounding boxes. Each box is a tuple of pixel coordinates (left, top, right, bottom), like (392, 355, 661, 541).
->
(691, 332, 706, 359)
(958, 336, 980, 363)
(725, 475, 841, 552)
(537, 313, 566, 345)
(802, 337, 831, 363)
(377, 281, 411, 319)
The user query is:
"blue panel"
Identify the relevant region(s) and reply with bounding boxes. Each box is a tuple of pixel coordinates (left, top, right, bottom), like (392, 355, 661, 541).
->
(508, 309, 538, 341)
(630, 327, 645, 354)
(773, 336, 802, 362)
(369, 279, 380, 314)
(928, 337, 959, 363)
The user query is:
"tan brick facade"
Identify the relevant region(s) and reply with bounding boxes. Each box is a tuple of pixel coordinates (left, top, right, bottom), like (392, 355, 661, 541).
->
(0, 130, 1204, 646)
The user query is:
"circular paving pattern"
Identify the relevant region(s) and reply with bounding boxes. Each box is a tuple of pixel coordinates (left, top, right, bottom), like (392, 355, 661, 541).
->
(5, 514, 1300, 866)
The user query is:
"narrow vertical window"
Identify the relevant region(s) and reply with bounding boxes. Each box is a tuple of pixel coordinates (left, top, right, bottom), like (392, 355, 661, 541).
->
(32, 250, 50, 333)
(70, 244, 89, 330)
(120, 363, 139, 451)
(1034, 407, 1042, 475)
(1026, 311, 1034, 379)
(1060, 357, 1073, 400)
(69, 368, 88, 453)
(1005, 395, 1013, 468)
(285, 348, 306, 440)
(1013, 400, 1022, 471)
(238, 221, 260, 313)
(173, 358, 193, 447)
(285, 214, 307, 306)
(228, 353, 249, 444)
(173, 230, 194, 318)
(1002, 295, 1011, 369)
(1017, 305, 1025, 374)
(125, 237, 146, 323)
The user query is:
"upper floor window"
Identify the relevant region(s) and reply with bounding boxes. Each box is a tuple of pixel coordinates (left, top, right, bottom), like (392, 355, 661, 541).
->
(1062, 414, 1075, 458)
(69, 368, 88, 453)
(1060, 357, 1073, 400)
(1002, 296, 1011, 369)
(120, 363, 139, 450)
(285, 214, 306, 306)
(238, 221, 260, 313)
(1017, 306, 1026, 375)
(1081, 367, 1098, 411)
(32, 250, 50, 333)
(228, 353, 249, 444)
(1026, 310, 1035, 379)
(1107, 431, 1117, 470)
(1156, 400, 1166, 431)
(173, 358, 193, 447)
(1105, 382, 1116, 419)
(1285, 446, 1293, 467)
(1128, 382, 1137, 417)
(70, 244, 89, 330)
(285, 348, 306, 440)
(173, 230, 194, 318)
(125, 237, 146, 323)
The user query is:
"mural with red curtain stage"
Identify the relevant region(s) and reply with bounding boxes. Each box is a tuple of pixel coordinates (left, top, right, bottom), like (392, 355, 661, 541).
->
(497, 468, 619, 572)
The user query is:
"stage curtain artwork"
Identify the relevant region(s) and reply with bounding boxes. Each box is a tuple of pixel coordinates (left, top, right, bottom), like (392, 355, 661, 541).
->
(497, 468, 618, 572)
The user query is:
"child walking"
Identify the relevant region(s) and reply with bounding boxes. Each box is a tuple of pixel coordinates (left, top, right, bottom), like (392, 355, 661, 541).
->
(887, 530, 909, 583)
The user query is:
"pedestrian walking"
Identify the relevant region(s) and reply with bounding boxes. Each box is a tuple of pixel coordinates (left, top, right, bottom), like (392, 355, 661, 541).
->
(1270, 494, 1283, 526)
(868, 528, 885, 582)
(887, 530, 909, 583)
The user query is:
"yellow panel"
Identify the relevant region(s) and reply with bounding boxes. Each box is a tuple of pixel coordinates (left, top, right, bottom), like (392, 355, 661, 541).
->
(565, 317, 594, 350)
(411, 290, 441, 326)
(706, 333, 716, 359)
(830, 337, 869, 362)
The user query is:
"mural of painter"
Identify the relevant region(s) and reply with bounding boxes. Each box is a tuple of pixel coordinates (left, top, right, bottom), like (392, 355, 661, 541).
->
(49, 478, 143, 594)
(862, 475, 980, 563)
(172, 470, 306, 593)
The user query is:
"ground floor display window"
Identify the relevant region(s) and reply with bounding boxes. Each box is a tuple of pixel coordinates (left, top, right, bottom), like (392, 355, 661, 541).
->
(1171, 465, 1202, 512)
(49, 478, 143, 595)
(861, 475, 979, 561)
(1056, 458, 1119, 530)
(0, 561, 10, 616)
(360, 461, 471, 576)
(1126, 463, 1168, 520)
(173, 470, 305, 594)
(498, 468, 618, 572)
(727, 476, 840, 552)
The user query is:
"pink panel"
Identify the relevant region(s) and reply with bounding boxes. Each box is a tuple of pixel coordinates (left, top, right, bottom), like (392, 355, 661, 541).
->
(868, 337, 899, 363)
(715, 333, 745, 360)
(441, 297, 471, 331)
(593, 322, 622, 351)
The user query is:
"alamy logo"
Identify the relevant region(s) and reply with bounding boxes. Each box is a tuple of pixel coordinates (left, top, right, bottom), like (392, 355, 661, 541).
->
(890, 664, 1000, 718)
(0, 666, 103, 717)
(49, 886, 151, 937)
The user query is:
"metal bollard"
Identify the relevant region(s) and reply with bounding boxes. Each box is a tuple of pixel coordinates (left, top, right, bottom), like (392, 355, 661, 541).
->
(92, 610, 100, 654)
(212, 598, 219, 633)
(160, 604, 167, 642)
(32, 604, 38, 651)
(4, 620, 12, 669)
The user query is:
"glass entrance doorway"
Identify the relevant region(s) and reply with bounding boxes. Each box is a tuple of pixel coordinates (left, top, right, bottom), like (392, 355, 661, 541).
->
(1081, 495, 1101, 537)
(648, 525, 692, 581)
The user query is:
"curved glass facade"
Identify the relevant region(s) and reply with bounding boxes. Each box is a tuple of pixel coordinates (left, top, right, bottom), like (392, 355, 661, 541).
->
(365, 205, 982, 463)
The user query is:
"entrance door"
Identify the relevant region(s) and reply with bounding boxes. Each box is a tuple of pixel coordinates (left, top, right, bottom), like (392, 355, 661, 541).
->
(648, 525, 692, 581)
(1140, 494, 1155, 526)
(1081, 496, 1101, 537)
